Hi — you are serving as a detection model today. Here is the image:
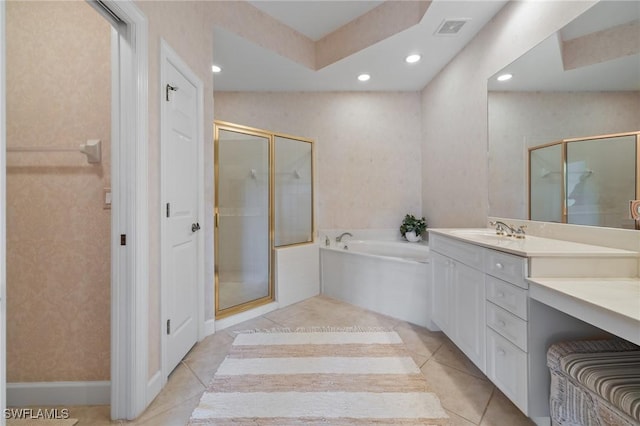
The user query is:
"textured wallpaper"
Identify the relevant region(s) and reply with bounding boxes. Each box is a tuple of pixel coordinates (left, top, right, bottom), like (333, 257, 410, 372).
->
(214, 91, 423, 232)
(6, 1, 111, 382)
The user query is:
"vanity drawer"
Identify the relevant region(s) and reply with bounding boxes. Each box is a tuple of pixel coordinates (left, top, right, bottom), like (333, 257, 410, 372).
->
(486, 301, 528, 351)
(430, 234, 483, 270)
(486, 275, 528, 320)
(484, 249, 527, 288)
(486, 328, 528, 415)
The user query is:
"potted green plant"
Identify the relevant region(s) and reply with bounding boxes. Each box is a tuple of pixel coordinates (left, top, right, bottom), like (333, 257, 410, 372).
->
(400, 214, 427, 242)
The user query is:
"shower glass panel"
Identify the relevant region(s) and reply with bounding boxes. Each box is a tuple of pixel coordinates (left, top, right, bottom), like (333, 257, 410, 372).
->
(274, 136, 313, 247)
(566, 135, 636, 228)
(215, 127, 271, 314)
(529, 143, 563, 222)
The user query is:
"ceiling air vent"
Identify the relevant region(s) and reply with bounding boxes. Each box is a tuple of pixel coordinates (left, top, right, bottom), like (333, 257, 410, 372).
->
(435, 19, 470, 36)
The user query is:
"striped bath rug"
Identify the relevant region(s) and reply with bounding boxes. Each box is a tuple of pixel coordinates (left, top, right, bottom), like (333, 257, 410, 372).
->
(189, 327, 449, 425)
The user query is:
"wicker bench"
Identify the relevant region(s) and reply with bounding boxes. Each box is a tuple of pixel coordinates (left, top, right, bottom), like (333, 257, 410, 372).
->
(547, 339, 640, 426)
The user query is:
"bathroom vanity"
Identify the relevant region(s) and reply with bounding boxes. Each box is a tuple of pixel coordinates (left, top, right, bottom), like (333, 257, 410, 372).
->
(428, 228, 640, 425)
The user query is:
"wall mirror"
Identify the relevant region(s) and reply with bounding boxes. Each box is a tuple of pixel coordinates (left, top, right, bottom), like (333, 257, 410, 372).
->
(529, 132, 639, 228)
(487, 0, 640, 229)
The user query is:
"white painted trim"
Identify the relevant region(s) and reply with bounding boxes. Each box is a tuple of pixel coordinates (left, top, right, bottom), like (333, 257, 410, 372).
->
(0, 1, 7, 423)
(90, 0, 149, 420)
(146, 371, 162, 406)
(204, 319, 217, 337)
(159, 39, 205, 386)
(215, 302, 280, 331)
(7, 381, 110, 407)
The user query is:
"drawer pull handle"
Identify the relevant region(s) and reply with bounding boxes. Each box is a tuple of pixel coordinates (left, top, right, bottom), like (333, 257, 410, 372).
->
(497, 348, 506, 356)
(496, 291, 505, 298)
(498, 320, 506, 327)
(495, 262, 503, 270)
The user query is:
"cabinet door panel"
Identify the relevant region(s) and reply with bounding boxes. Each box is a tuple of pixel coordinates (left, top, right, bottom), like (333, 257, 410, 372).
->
(454, 261, 486, 371)
(431, 252, 452, 334)
(486, 328, 528, 414)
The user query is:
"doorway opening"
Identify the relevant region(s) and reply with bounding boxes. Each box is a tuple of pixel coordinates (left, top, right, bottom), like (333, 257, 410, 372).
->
(1, 0, 149, 420)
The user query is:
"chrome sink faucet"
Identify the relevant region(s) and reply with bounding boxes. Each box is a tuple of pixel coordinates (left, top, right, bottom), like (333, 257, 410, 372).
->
(336, 232, 353, 242)
(490, 221, 526, 238)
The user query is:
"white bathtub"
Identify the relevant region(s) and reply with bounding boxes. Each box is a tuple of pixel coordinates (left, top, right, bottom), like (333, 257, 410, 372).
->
(320, 240, 437, 330)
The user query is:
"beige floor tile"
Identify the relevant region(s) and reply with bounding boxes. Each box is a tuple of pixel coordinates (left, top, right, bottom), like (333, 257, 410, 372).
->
(268, 308, 353, 328)
(421, 359, 494, 424)
(433, 340, 488, 380)
(394, 321, 446, 358)
(338, 307, 403, 329)
(133, 394, 200, 426)
(221, 315, 280, 336)
(445, 409, 478, 426)
(184, 330, 234, 359)
(408, 350, 431, 368)
(62, 406, 119, 426)
(480, 389, 534, 426)
(133, 363, 204, 423)
(183, 348, 228, 388)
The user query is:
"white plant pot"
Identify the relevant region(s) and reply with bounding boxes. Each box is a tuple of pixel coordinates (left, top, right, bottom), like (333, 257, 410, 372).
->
(405, 231, 421, 242)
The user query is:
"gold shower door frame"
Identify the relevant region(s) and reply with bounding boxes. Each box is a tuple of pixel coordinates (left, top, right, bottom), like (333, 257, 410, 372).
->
(214, 121, 316, 319)
(214, 121, 275, 319)
(528, 131, 640, 225)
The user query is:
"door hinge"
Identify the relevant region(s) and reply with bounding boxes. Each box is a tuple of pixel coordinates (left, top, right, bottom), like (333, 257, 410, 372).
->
(165, 84, 178, 102)
(166, 203, 170, 218)
(120, 234, 126, 246)
(167, 319, 171, 335)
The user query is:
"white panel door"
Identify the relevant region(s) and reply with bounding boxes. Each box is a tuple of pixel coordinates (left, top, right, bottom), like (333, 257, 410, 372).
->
(162, 57, 199, 375)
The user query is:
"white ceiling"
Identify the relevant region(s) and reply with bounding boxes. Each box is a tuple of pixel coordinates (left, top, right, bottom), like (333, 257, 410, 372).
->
(213, 0, 508, 91)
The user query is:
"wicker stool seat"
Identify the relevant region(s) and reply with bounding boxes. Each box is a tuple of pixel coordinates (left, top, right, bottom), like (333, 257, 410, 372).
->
(547, 339, 640, 425)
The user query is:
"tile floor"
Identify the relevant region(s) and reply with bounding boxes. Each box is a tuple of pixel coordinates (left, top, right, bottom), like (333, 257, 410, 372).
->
(62, 295, 534, 425)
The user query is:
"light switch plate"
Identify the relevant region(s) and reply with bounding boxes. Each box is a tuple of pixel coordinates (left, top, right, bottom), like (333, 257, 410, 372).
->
(104, 187, 112, 210)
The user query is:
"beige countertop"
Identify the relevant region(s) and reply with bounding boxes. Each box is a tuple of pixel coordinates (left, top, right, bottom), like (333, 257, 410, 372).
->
(527, 277, 640, 345)
(429, 228, 639, 258)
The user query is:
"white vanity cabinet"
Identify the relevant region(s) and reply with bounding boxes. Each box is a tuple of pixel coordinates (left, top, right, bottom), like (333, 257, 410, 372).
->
(431, 233, 529, 413)
(429, 228, 639, 425)
(430, 236, 486, 371)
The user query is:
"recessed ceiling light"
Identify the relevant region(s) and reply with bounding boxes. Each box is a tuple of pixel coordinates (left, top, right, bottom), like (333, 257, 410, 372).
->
(497, 73, 513, 82)
(212, 65, 222, 73)
(406, 54, 421, 64)
(357, 73, 371, 82)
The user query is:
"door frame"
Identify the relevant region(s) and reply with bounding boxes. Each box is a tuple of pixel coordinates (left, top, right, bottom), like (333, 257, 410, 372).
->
(159, 39, 205, 383)
(1, 1, 7, 419)
(0, 0, 150, 420)
(99, 1, 149, 420)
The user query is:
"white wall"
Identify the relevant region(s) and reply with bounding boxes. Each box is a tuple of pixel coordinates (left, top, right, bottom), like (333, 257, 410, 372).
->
(420, 0, 597, 227)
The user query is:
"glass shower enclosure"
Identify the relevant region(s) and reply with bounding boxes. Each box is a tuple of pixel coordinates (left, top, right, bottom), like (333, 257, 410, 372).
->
(214, 122, 315, 318)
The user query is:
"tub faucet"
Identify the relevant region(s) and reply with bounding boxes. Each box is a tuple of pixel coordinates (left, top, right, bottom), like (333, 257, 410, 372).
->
(336, 232, 353, 242)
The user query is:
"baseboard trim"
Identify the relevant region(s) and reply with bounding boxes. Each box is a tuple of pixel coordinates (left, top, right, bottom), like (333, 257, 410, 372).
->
(7, 381, 110, 407)
(204, 319, 216, 337)
(146, 371, 162, 406)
